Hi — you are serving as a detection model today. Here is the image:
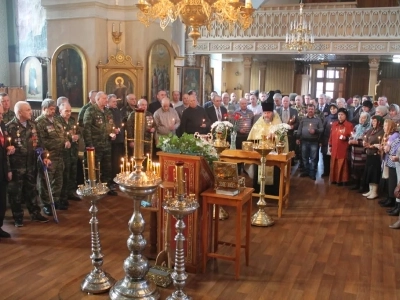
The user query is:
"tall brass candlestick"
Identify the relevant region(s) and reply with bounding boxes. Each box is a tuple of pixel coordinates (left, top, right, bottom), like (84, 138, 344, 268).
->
(133, 109, 145, 161)
(87, 147, 96, 182)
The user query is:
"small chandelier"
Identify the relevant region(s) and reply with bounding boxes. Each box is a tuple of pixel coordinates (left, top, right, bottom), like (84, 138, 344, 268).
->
(136, 0, 255, 47)
(285, 0, 314, 52)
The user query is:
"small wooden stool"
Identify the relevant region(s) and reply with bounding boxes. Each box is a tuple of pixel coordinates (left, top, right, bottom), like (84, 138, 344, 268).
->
(201, 187, 254, 279)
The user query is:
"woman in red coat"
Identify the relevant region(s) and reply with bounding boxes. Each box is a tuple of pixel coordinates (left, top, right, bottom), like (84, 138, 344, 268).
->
(329, 108, 354, 185)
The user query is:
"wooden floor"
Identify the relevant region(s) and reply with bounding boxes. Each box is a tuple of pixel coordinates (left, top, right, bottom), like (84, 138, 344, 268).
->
(1, 162, 400, 300)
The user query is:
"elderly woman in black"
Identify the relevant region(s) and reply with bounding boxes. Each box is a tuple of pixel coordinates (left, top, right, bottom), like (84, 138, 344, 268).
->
(362, 115, 385, 199)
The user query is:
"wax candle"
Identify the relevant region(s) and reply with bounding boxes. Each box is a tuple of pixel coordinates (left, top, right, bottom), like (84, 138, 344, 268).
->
(121, 157, 125, 173)
(146, 153, 150, 171)
(86, 147, 96, 181)
(176, 161, 185, 195)
(133, 109, 145, 159)
(7, 137, 11, 146)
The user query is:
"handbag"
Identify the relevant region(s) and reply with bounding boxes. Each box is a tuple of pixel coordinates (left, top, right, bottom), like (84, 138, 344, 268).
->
(394, 183, 400, 199)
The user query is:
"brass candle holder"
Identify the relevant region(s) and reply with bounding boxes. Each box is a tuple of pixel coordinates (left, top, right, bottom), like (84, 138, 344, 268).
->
(77, 147, 115, 294)
(110, 109, 161, 300)
(251, 136, 275, 227)
(162, 161, 199, 300)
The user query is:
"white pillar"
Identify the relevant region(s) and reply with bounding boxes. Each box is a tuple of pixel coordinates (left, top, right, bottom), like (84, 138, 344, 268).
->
(243, 55, 252, 94)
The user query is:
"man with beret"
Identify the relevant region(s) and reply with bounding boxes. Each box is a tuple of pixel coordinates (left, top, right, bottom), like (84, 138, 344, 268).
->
(296, 104, 324, 180)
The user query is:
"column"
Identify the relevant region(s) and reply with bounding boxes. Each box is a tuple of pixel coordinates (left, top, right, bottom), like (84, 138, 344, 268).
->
(258, 63, 266, 92)
(0, 0, 10, 85)
(243, 55, 252, 93)
(368, 56, 380, 99)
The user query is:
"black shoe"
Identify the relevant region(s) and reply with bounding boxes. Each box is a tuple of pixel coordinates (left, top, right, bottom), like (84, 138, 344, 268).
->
(68, 192, 81, 201)
(107, 190, 118, 196)
(380, 198, 396, 208)
(388, 206, 400, 216)
(14, 219, 23, 227)
(55, 203, 68, 210)
(300, 173, 308, 177)
(43, 206, 53, 216)
(378, 198, 388, 205)
(310, 175, 316, 180)
(31, 214, 49, 223)
(331, 181, 337, 184)
(0, 228, 11, 238)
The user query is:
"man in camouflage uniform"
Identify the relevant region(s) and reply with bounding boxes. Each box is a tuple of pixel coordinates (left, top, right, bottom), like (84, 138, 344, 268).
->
(6, 101, 48, 226)
(78, 90, 97, 127)
(36, 99, 70, 215)
(58, 101, 80, 205)
(1, 93, 16, 124)
(120, 93, 137, 124)
(83, 91, 117, 196)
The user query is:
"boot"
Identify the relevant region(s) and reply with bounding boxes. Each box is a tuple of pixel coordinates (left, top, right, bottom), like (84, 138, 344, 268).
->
(380, 197, 396, 207)
(387, 202, 398, 213)
(362, 184, 372, 197)
(379, 197, 389, 205)
(367, 184, 378, 199)
(388, 201, 400, 216)
(389, 218, 400, 229)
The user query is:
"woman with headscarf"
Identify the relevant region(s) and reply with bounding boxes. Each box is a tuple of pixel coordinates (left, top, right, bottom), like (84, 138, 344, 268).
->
(328, 108, 354, 185)
(348, 111, 371, 192)
(321, 103, 338, 177)
(389, 104, 400, 124)
(377, 119, 400, 210)
(362, 116, 385, 199)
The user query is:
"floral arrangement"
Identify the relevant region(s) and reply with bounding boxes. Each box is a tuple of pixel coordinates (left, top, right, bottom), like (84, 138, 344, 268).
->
(269, 123, 291, 143)
(210, 121, 233, 140)
(158, 133, 218, 165)
(224, 112, 242, 133)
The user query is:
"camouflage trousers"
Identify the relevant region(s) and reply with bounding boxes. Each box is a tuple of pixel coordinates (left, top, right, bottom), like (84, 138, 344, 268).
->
(60, 151, 78, 203)
(93, 146, 113, 186)
(7, 168, 41, 220)
(38, 157, 64, 205)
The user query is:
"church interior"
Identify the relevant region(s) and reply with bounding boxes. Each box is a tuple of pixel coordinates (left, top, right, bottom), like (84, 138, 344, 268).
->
(1, 0, 400, 299)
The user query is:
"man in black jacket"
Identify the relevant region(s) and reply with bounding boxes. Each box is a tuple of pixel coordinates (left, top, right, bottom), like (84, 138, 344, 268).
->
(205, 95, 227, 124)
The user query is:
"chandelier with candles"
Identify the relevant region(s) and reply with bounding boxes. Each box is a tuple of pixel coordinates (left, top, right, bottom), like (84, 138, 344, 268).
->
(285, 0, 315, 52)
(136, 0, 255, 46)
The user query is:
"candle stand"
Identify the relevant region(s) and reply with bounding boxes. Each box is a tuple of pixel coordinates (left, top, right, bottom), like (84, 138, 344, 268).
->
(252, 136, 275, 227)
(77, 147, 115, 294)
(162, 162, 199, 300)
(110, 109, 162, 300)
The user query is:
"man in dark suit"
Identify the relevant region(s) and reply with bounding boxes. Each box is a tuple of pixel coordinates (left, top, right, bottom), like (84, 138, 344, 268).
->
(316, 94, 330, 119)
(350, 95, 363, 125)
(205, 95, 227, 125)
(276, 96, 299, 155)
(0, 104, 13, 238)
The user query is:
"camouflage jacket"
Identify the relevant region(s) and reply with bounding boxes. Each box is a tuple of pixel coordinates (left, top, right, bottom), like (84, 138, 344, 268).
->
(6, 117, 41, 170)
(3, 110, 16, 124)
(56, 115, 80, 155)
(120, 105, 135, 123)
(35, 114, 68, 156)
(78, 102, 92, 126)
(126, 110, 154, 142)
(83, 104, 114, 148)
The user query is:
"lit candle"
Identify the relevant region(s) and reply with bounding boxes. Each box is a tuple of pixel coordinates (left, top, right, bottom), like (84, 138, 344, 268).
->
(202, 119, 205, 124)
(7, 137, 11, 146)
(127, 162, 131, 173)
(86, 147, 96, 182)
(121, 157, 125, 173)
(112, 23, 115, 32)
(120, 164, 123, 174)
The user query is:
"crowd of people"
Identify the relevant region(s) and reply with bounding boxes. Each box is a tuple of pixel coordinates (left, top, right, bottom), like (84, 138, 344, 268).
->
(1, 89, 400, 240)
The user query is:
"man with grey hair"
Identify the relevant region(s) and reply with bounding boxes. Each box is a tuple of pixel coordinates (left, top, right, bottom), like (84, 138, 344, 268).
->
(83, 92, 118, 196)
(317, 94, 330, 119)
(378, 96, 389, 107)
(55, 96, 69, 116)
(120, 93, 137, 123)
(78, 90, 98, 126)
(153, 97, 180, 144)
(36, 99, 71, 215)
(273, 93, 283, 110)
(375, 105, 389, 118)
(0, 93, 16, 124)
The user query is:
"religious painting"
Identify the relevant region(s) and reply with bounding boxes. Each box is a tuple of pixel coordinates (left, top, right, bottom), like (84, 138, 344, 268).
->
(51, 44, 87, 112)
(105, 73, 134, 104)
(181, 67, 202, 96)
(97, 50, 144, 109)
(148, 40, 175, 102)
(20, 56, 50, 101)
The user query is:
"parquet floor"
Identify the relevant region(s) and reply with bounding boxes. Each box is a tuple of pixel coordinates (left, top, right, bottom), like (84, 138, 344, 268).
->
(1, 162, 400, 300)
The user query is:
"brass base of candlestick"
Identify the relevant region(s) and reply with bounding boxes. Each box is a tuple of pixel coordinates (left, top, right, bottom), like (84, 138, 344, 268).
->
(251, 208, 275, 227)
(212, 205, 229, 220)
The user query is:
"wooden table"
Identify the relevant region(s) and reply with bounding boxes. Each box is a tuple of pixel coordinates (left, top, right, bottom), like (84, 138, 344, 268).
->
(219, 149, 294, 218)
(201, 187, 254, 279)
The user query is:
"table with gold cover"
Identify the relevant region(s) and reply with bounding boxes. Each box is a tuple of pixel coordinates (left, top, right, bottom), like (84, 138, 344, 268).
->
(219, 149, 294, 218)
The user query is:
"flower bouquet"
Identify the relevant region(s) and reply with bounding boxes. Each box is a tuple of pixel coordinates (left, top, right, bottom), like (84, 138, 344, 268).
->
(270, 123, 291, 143)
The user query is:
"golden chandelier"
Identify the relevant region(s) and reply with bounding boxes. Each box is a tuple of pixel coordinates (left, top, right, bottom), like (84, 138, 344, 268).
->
(136, 0, 255, 46)
(285, 0, 315, 52)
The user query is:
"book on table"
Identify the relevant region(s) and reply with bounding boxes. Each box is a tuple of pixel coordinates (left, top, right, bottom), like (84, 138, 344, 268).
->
(215, 188, 239, 196)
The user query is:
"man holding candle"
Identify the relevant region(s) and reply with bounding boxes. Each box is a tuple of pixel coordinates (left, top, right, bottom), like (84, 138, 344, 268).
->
(0, 93, 16, 124)
(179, 94, 210, 135)
(276, 96, 299, 156)
(7, 101, 49, 225)
(58, 102, 81, 204)
(296, 105, 323, 180)
(153, 98, 180, 144)
(83, 92, 118, 196)
(36, 99, 71, 215)
(205, 95, 227, 124)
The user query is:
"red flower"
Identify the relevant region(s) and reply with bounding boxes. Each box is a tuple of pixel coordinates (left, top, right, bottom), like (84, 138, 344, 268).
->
(234, 113, 241, 121)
